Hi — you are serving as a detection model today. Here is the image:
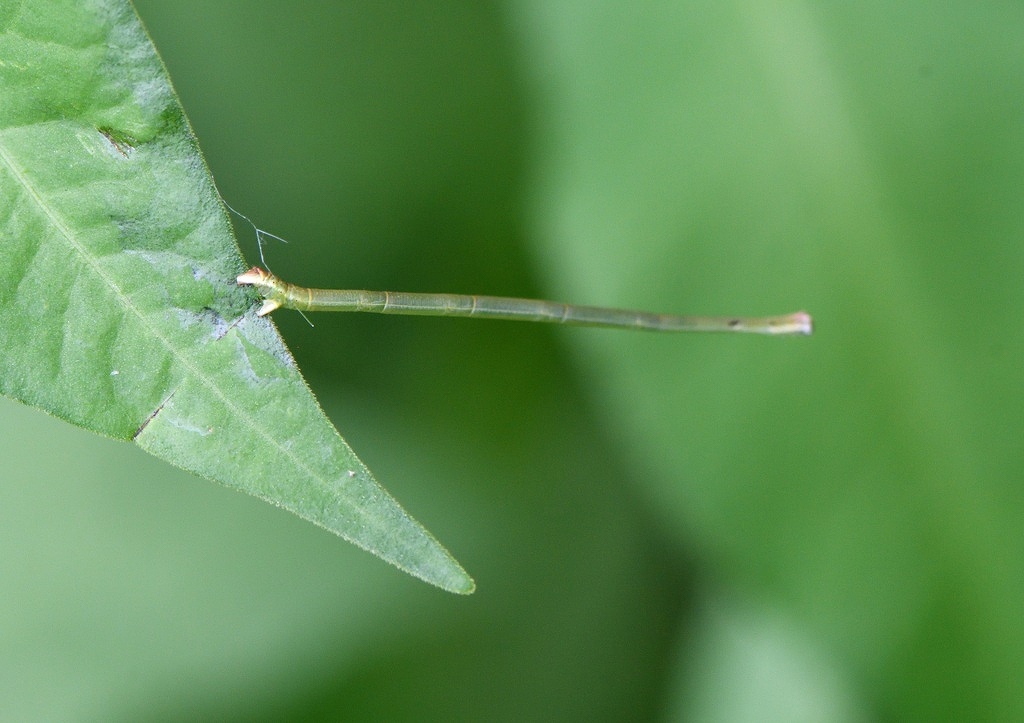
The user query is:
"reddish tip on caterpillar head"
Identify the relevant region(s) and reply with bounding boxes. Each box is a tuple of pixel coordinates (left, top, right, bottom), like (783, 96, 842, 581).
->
(762, 311, 813, 335)
(789, 311, 813, 335)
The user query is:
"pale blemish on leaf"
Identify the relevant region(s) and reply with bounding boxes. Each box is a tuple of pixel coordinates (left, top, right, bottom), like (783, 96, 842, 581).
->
(97, 126, 135, 157)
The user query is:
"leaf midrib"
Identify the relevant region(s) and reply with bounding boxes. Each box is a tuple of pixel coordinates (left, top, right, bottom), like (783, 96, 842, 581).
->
(0, 134, 384, 533)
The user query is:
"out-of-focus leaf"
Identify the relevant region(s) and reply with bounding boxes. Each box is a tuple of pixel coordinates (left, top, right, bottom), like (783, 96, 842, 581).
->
(516, 0, 1024, 717)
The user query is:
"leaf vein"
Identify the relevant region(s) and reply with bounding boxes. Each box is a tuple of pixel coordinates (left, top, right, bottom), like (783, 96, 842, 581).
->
(0, 137, 354, 508)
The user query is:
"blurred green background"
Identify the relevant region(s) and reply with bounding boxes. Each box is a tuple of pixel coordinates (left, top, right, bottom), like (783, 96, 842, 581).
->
(2, 1, 1022, 719)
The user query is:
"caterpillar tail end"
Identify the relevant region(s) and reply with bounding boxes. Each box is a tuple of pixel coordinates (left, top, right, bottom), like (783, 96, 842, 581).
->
(237, 267, 270, 286)
(237, 267, 281, 316)
(257, 299, 282, 316)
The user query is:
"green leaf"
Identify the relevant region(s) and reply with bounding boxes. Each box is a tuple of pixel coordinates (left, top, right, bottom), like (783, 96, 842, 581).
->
(0, 0, 472, 594)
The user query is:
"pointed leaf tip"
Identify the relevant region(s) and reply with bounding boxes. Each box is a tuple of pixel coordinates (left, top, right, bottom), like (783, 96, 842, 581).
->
(0, 0, 474, 593)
